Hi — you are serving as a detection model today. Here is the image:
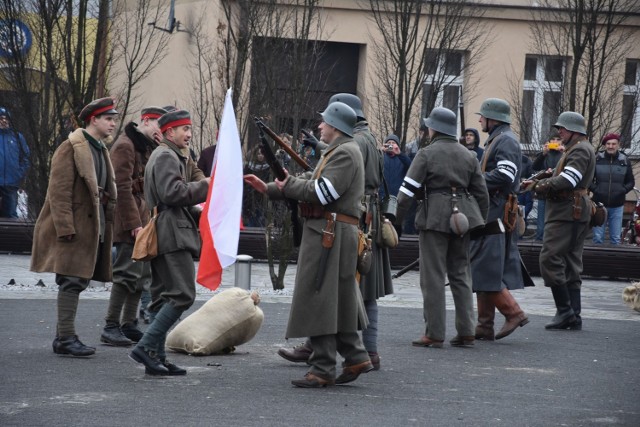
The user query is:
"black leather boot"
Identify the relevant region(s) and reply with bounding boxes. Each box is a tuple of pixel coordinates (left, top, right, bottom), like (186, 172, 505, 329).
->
(121, 322, 144, 342)
(568, 288, 582, 330)
(129, 346, 170, 375)
(101, 322, 133, 346)
(545, 286, 576, 330)
(54, 335, 96, 357)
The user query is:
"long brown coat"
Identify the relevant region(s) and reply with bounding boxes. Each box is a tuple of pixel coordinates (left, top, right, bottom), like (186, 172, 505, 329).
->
(110, 122, 155, 243)
(267, 135, 366, 339)
(31, 128, 117, 281)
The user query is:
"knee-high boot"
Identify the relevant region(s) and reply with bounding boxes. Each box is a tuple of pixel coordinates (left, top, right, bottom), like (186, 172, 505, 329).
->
(475, 292, 495, 341)
(545, 286, 576, 330)
(493, 289, 529, 340)
(568, 288, 582, 330)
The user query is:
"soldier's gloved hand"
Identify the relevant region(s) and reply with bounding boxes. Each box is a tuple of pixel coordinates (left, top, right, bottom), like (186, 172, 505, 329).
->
(301, 129, 319, 149)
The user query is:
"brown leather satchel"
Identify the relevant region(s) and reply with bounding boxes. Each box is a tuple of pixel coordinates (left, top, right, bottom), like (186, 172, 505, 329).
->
(132, 207, 158, 261)
(503, 194, 519, 233)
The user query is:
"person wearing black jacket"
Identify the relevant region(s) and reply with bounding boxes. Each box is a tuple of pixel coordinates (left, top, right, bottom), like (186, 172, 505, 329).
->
(590, 133, 635, 245)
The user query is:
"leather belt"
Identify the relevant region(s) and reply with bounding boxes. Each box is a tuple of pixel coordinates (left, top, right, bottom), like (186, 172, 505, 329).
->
(324, 211, 359, 225)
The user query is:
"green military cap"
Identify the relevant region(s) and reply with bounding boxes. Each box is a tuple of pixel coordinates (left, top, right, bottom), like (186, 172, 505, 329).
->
(140, 106, 167, 120)
(79, 97, 118, 122)
(159, 109, 192, 133)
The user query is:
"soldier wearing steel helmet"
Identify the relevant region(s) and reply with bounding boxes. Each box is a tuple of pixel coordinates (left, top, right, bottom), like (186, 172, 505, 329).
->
(245, 101, 373, 388)
(284, 93, 391, 371)
(471, 98, 531, 342)
(395, 107, 489, 348)
(522, 111, 595, 331)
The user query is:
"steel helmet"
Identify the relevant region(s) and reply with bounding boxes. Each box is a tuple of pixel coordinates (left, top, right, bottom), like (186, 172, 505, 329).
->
(328, 93, 364, 119)
(477, 98, 511, 124)
(553, 111, 586, 135)
(424, 107, 458, 138)
(320, 102, 357, 137)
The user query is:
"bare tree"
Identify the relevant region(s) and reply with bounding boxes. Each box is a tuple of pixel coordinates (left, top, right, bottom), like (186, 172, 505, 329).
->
(528, 0, 640, 146)
(110, 0, 172, 134)
(363, 0, 490, 147)
(183, 1, 331, 289)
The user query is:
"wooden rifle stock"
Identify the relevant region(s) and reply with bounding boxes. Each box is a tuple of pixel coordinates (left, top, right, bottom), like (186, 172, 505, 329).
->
(254, 117, 312, 171)
(254, 125, 303, 247)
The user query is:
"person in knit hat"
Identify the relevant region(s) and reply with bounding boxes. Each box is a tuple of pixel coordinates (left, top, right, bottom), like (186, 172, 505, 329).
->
(590, 132, 634, 245)
(31, 97, 118, 357)
(99, 106, 167, 347)
(129, 109, 210, 376)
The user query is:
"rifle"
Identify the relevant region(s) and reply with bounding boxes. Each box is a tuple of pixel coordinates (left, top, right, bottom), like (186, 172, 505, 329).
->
(254, 123, 303, 247)
(254, 117, 312, 172)
(519, 169, 553, 193)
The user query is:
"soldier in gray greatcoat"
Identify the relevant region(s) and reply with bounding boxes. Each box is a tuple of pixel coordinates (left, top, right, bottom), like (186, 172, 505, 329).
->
(245, 102, 373, 388)
(396, 107, 489, 348)
(279, 93, 392, 370)
(470, 98, 530, 341)
(31, 97, 118, 357)
(129, 110, 210, 376)
(523, 112, 595, 331)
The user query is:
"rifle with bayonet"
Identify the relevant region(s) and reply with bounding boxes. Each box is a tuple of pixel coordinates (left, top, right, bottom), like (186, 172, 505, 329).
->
(459, 92, 466, 142)
(254, 117, 312, 172)
(253, 119, 303, 247)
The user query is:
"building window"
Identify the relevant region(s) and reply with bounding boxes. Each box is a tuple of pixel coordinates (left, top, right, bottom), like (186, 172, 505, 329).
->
(422, 51, 464, 131)
(521, 56, 564, 146)
(622, 59, 640, 152)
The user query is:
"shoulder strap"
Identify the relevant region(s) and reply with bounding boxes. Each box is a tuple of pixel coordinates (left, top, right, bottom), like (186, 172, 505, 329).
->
(480, 134, 503, 172)
(312, 141, 348, 179)
(554, 141, 581, 175)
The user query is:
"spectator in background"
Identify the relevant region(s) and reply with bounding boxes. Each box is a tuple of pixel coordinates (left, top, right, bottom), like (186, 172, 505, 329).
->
(590, 133, 635, 245)
(531, 132, 564, 241)
(463, 128, 484, 162)
(0, 107, 30, 218)
(517, 152, 534, 236)
(380, 134, 411, 199)
(276, 133, 292, 168)
(197, 144, 217, 177)
(404, 122, 427, 160)
(243, 146, 270, 227)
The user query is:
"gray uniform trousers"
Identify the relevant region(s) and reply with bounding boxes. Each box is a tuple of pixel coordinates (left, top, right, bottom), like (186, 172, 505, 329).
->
(419, 230, 475, 341)
(148, 250, 196, 313)
(309, 333, 369, 379)
(112, 242, 151, 293)
(539, 220, 589, 290)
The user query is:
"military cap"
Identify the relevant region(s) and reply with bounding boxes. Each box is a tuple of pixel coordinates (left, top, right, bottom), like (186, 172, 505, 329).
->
(140, 106, 167, 120)
(79, 97, 118, 122)
(159, 109, 191, 133)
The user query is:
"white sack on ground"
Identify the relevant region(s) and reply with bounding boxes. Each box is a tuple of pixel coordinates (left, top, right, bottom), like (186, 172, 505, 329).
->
(166, 288, 264, 355)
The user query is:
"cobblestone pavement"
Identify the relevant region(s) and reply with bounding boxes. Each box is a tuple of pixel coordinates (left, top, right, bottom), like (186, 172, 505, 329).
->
(1, 253, 638, 322)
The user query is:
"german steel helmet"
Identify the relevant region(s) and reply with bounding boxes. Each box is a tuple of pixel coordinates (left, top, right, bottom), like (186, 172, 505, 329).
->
(328, 93, 364, 119)
(477, 98, 511, 124)
(424, 107, 458, 138)
(320, 102, 357, 137)
(553, 111, 586, 134)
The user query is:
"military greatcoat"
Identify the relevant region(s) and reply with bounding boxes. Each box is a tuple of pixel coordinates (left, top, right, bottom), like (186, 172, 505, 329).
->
(319, 120, 393, 301)
(31, 128, 117, 281)
(268, 135, 366, 339)
(469, 124, 525, 292)
(110, 122, 156, 244)
(536, 136, 595, 288)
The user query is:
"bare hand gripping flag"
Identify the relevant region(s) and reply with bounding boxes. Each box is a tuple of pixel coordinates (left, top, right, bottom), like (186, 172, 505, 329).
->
(197, 89, 243, 290)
